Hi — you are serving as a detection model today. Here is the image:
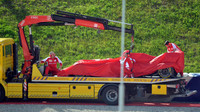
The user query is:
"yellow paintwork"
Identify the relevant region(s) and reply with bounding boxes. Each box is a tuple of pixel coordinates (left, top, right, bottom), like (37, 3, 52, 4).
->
(32, 64, 43, 77)
(70, 84, 94, 98)
(0, 38, 14, 81)
(0, 38, 14, 45)
(28, 83, 69, 98)
(152, 84, 167, 95)
(7, 83, 23, 98)
(94, 84, 104, 98)
(32, 75, 177, 84)
(28, 83, 103, 99)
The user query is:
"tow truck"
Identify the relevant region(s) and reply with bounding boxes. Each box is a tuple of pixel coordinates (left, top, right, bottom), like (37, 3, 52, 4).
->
(0, 11, 196, 105)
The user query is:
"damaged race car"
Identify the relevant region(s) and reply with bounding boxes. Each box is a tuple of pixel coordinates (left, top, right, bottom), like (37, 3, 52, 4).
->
(58, 49, 184, 79)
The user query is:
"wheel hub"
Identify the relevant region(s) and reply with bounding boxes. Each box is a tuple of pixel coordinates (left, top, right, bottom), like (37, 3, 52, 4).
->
(158, 68, 172, 78)
(106, 89, 118, 102)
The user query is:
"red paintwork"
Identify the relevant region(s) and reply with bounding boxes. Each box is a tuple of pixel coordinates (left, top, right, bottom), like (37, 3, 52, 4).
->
(58, 51, 184, 77)
(75, 19, 105, 30)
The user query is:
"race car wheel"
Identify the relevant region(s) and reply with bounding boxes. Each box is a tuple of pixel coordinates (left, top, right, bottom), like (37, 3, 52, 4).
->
(102, 86, 118, 105)
(0, 86, 5, 102)
(158, 67, 176, 78)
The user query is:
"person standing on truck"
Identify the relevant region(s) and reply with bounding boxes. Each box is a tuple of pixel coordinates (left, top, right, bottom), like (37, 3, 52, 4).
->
(165, 41, 181, 53)
(122, 50, 136, 78)
(40, 51, 62, 76)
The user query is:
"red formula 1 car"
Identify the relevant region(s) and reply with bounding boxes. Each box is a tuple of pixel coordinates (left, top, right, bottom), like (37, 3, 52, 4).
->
(58, 50, 184, 78)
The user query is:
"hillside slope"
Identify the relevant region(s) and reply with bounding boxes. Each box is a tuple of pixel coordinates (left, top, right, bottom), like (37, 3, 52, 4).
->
(0, 0, 199, 72)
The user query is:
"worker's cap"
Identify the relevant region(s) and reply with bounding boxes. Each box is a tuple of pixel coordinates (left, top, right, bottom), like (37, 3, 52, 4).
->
(164, 41, 170, 45)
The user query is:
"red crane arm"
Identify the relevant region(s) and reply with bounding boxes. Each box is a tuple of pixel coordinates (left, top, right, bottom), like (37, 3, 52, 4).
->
(18, 16, 55, 27)
(18, 16, 55, 75)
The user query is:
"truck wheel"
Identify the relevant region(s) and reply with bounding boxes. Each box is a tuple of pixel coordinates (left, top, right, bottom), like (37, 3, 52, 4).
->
(102, 86, 118, 105)
(158, 67, 176, 78)
(0, 86, 5, 102)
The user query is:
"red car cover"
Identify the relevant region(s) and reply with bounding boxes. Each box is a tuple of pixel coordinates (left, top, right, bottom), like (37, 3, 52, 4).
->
(58, 58, 121, 77)
(57, 51, 184, 77)
(131, 51, 184, 77)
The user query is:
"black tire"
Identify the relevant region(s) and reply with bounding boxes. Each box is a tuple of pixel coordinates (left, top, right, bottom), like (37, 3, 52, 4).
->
(102, 86, 118, 105)
(158, 67, 177, 78)
(0, 86, 5, 102)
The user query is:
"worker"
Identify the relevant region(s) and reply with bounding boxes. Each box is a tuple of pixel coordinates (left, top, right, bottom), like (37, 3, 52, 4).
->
(121, 50, 136, 78)
(40, 51, 62, 76)
(164, 41, 181, 53)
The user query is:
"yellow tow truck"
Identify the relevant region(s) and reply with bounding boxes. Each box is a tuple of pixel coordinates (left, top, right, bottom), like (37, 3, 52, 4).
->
(0, 11, 196, 105)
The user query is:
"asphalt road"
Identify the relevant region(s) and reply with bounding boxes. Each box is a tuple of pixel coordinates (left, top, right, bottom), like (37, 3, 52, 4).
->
(0, 104, 200, 112)
(0, 99, 200, 112)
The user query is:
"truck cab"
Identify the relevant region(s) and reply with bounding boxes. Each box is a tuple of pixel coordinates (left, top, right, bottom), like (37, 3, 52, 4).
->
(0, 38, 15, 81)
(0, 38, 23, 102)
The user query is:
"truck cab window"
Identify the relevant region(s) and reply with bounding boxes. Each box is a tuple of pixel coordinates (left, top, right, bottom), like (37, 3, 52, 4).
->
(3, 46, 4, 56)
(5, 45, 12, 57)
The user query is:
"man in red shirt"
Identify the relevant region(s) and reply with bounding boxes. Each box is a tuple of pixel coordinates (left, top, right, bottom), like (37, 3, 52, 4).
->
(165, 41, 181, 53)
(40, 51, 62, 76)
(121, 50, 136, 78)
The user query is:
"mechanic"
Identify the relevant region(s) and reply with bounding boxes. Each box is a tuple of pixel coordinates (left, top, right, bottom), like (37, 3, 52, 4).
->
(40, 51, 62, 76)
(122, 50, 136, 78)
(165, 41, 181, 53)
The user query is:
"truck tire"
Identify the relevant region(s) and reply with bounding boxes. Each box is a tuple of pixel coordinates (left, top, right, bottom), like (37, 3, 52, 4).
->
(102, 86, 118, 105)
(0, 86, 5, 102)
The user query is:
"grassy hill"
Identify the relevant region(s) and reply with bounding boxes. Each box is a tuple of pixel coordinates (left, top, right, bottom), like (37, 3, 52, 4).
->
(0, 0, 199, 72)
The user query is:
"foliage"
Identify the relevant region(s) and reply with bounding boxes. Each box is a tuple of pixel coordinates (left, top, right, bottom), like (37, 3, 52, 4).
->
(0, 0, 199, 72)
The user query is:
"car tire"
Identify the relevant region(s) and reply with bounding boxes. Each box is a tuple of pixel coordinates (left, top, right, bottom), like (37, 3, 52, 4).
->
(158, 67, 177, 78)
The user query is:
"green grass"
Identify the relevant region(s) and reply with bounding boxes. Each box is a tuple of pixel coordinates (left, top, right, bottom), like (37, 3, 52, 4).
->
(0, 0, 199, 72)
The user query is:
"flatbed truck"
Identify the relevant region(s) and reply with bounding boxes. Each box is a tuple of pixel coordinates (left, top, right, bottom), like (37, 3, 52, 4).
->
(0, 11, 196, 105)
